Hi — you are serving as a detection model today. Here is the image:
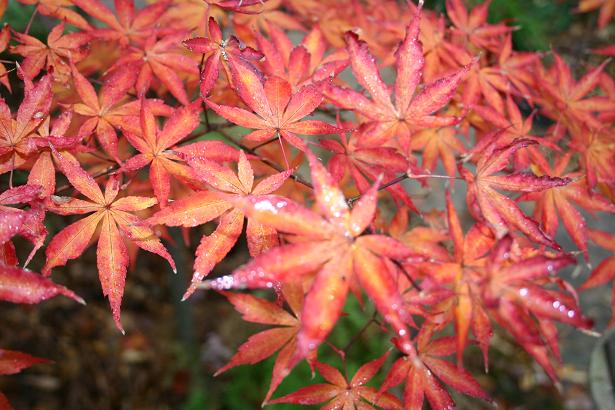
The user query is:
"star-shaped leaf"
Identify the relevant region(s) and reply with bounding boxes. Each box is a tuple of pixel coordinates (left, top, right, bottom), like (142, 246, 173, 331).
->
(43, 147, 175, 332)
(207, 58, 338, 153)
(147, 150, 291, 299)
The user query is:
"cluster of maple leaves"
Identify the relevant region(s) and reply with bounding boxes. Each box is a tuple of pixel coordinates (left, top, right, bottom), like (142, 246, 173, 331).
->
(0, 0, 614, 408)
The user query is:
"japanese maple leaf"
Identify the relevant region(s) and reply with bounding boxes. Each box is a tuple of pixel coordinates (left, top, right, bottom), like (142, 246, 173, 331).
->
(207, 59, 338, 152)
(409, 126, 465, 178)
(320, 129, 416, 210)
(323, 6, 470, 148)
(471, 94, 553, 171)
(420, 191, 495, 367)
(122, 100, 201, 207)
(0, 72, 52, 176)
(270, 354, 402, 409)
(27, 110, 79, 198)
(16, 0, 91, 30)
(449, 48, 510, 114)
(10, 23, 90, 84)
(580, 230, 615, 324)
(302, 0, 408, 63)
(147, 151, 291, 299)
(42, 148, 176, 332)
(493, 34, 542, 101)
(255, 22, 348, 90)
(419, 10, 457, 82)
(183, 17, 263, 97)
(72, 0, 169, 46)
(578, 0, 615, 29)
(216, 282, 316, 404)
(0, 349, 50, 409)
(460, 138, 570, 248)
(521, 153, 615, 259)
(160, 0, 226, 34)
(537, 54, 615, 132)
(482, 235, 592, 381)
(380, 325, 490, 409)
(0, 185, 47, 265)
(570, 125, 615, 190)
(232, 0, 304, 43)
(107, 32, 199, 105)
(446, 0, 512, 51)
(205, 151, 416, 366)
(71, 64, 172, 161)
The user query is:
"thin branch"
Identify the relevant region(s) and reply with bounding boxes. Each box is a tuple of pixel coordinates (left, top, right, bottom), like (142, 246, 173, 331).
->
(54, 165, 119, 195)
(251, 136, 279, 151)
(24, 4, 39, 36)
(217, 129, 314, 190)
(342, 310, 378, 353)
(392, 259, 422, 292)
(348, 172, 463, 205)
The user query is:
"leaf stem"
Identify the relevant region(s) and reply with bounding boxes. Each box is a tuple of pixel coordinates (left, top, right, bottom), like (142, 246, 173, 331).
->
(54, 165, 118, 194)
(251, 136, 279, 151)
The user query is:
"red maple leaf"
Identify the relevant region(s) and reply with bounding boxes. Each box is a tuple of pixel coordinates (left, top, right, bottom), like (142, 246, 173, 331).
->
(26, 110, 80, 198)
(147, 150, 291, 299)
(569, 125, 615, 190)
(0, 26, 10, 92)
(10, 23, 90, 83)
(460, 138, 570, 248)
(482, 235, 592, 381)
(254, 22, 348, 90)
(207, 58, 338, 153)
(409, 126, 466, 178)
(16, 0, 92, 31)
(42, 148, 176, 332)
(420, 191, 495, 367)
(380, 324, 490, 409)
(71, 64, 172, 160)
(122, 100, 202, 207)
(521, 153, 615, 258)
(183, 17, 263, 97)
(0, 185, 47, 265)
(321, 127, 417, 210)
(446, 0, 512, 52)
(216, 282, 315, 404)
(471, 94, 554, 171)
(106, 32, 200, 105)
(0, 72, 52, 177)
(205, 151, 416, 368)
(323, 6, 470, 148)
(537, 53, 615, 132)
(271, 353, 402, 409)
(72, 0, 169, 46)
